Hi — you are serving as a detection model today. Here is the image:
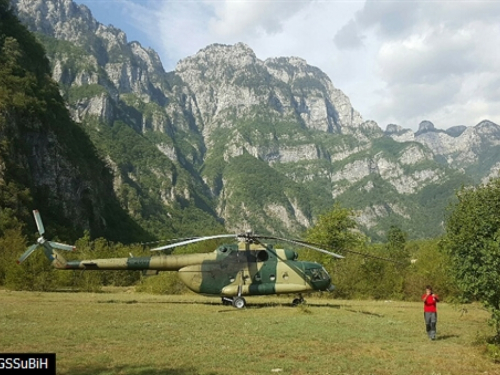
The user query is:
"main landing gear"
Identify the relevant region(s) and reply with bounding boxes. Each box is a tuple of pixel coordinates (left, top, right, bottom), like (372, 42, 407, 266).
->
(292, 295, 305, 306)
(222, 296, 246, 309)
(221, 295, 305, 308)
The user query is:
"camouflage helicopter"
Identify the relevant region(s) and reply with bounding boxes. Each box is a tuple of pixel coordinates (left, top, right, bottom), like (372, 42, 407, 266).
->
(18, 210, 348, 308)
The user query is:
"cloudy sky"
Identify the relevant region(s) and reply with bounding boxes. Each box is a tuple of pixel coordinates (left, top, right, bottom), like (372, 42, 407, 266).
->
(76, 0, 500, 131)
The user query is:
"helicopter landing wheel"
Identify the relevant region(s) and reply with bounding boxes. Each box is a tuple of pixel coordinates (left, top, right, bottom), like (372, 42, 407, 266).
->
(232, 296, 246, 309)
(292, 296, 305, 306)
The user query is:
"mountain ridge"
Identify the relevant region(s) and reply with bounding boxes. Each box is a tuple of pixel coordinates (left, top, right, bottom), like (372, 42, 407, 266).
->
(8, 0, 500, 241)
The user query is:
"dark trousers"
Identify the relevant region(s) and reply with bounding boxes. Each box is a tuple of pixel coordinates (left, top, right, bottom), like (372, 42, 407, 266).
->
(424, 312, 437, 339)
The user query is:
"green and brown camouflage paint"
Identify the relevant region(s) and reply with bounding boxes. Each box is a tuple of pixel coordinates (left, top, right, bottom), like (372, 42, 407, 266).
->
(48, 241, 332, 297)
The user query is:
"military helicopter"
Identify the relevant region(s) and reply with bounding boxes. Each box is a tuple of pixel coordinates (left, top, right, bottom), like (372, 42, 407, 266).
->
(18, 210, 356, 308)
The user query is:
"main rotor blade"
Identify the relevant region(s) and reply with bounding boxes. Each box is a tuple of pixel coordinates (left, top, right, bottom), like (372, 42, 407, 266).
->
(141, 237, 197, 246)
(33, 210, 45, 235)
(48, 241, 75, 252)
(285, 238, 405, 265)
(255, 235, 344, 259)
(17, 244, 38, 264)
(337, 248, 406, 264)
(151, 234, 237, 251)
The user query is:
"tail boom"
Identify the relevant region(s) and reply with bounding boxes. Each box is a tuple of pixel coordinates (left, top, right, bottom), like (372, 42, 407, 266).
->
(62, 253, 218, 271)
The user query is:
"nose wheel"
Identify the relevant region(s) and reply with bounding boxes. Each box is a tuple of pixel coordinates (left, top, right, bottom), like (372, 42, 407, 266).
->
(221, 296, 247, 309)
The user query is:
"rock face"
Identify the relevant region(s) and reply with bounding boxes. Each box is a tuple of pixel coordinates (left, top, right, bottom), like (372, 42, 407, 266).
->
(10, 0, 500, 240)
(0, 3, 149, 242)
(386, 119, 500, 176)
(173, 43, 369, 141)
(12, 0, 169, 117)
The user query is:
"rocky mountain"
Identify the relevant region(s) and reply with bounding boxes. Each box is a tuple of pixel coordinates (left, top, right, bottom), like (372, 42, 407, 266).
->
(9, 0, 500, 241)
(386, 120, 500, 183)
(0, 0, 150, 242)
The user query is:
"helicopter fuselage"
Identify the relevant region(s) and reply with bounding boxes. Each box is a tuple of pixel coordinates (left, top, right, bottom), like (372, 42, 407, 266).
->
(61, 242, 332, 297)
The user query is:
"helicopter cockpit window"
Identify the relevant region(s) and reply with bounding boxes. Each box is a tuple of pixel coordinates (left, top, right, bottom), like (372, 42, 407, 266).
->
(306, 268, 329, 281)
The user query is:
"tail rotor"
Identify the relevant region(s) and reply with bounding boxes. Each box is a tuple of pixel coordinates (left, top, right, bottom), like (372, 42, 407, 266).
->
(17, 210, 75, 265)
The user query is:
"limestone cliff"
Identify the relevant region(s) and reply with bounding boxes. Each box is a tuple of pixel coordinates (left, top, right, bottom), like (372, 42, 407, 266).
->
(11, 0, 498, 240)
(0, 2, 150, 241)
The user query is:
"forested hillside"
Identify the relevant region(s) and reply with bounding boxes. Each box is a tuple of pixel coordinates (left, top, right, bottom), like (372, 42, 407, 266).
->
(0, 0, 151, 242)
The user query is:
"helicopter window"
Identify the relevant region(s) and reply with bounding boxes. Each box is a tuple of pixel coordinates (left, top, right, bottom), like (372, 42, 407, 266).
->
(270, 274, 276, 281)
(229, 277, 235, 283)
(306, 268, 329, 281)
(256, 250, 269, 262)
(313, 269, 321, 281)
(220, 247, 228, 253)
(282, 272, 289, 280)
(319, 268, 330, 280)
(254, 273, 262, 281)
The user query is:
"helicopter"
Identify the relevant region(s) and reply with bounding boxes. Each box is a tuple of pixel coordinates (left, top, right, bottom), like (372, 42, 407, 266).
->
(17, 210, 390, 309)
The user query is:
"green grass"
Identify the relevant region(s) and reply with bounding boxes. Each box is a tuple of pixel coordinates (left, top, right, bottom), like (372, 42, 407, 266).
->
(0, 288, 497, 375)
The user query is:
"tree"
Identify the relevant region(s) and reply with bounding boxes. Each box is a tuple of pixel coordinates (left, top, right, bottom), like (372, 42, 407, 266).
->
(386, 225, 410, 263)
(443, 178, 500, 335)
(304, 204, 369, 298)
(403, 239, 456, 301)
(305, 203, 365, 254)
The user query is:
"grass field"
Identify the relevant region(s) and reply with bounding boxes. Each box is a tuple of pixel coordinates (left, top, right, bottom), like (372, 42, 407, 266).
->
(1, 288, 499, 375)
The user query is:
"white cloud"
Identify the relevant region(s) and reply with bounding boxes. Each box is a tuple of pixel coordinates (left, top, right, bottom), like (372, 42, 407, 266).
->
(334, 19, 364, 50)
(335, 0, 500, 130)
(207, 1, 312, 37)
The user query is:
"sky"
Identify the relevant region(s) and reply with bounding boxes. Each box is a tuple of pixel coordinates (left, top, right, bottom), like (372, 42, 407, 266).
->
(75, 0, 500, 131)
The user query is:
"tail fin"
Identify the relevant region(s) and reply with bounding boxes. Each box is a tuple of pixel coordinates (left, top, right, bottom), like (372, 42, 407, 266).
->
(17, 210, 75, 269)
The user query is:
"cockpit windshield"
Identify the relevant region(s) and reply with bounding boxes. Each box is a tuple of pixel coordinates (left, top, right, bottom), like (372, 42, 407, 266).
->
(306, 267, 330, 281)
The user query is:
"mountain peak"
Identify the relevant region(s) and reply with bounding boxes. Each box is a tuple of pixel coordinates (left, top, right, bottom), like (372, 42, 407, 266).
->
(199, 42, 254, 55)
(385, 124, 405, 134)
(475, 119, 498, 128)
(265, 56, 308, 67)
(177, 42, 257, 71)
(12, 0, 98, 42)
(418, 120, 435, 132)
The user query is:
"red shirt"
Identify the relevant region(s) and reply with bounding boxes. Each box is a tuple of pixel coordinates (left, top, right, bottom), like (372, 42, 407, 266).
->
(422, 293, 439, 312)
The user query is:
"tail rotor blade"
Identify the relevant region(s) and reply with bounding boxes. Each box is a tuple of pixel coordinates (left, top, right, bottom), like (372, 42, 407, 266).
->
(48, 241, 75, 252)
(17, 244, 38, 264)
(33, 210, 45, 235)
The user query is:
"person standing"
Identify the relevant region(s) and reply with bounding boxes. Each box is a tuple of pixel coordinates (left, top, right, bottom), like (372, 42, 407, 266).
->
(422, 285, 439, 340)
